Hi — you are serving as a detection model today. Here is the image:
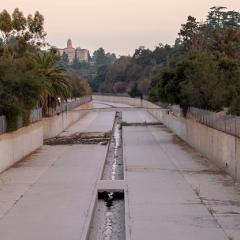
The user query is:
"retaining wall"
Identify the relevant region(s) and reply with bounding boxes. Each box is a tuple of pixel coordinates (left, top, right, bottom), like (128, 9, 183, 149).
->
(0, 122, 43, 173)
(0, 101, 92, 173)
(93, 95, 240, 182)
(42, 101, 92, 139)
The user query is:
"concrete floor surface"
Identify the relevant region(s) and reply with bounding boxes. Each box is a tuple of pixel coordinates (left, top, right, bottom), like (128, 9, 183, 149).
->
(0, 101, 239, 240)
(123, 123, 240, 240)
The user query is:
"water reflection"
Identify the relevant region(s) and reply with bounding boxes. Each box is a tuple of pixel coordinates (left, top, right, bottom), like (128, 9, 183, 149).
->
(102, 112, 123, 180)
(88, 192, 125, 240)
(99, 192, 125, 240)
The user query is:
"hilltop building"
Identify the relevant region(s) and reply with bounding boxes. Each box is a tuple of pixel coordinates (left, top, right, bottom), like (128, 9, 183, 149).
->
(58, 39, 90, 63)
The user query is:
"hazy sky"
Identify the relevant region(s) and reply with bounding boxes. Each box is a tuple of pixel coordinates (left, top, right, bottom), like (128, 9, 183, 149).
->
(3, 0, 240, 55)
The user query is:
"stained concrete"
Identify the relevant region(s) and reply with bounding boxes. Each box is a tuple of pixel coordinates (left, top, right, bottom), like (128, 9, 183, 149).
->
(0, 145, 107, 240)
(0, 102, 239, 240)
(0, 104, 116, 240)
(123, 114, 240, 240)
(93, 95, 240, 182)
(60, 111, 115, 135)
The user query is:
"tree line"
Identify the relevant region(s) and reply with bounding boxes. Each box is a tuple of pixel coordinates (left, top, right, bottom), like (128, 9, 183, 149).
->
(60, 47, 117, 92)
(150, 6, 240, 115)
(92, 7, 240, 115)
(0, 8, 91, 131)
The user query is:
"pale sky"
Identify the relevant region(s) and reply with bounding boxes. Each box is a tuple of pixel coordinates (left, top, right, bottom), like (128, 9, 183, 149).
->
(2, 0, 240, 56)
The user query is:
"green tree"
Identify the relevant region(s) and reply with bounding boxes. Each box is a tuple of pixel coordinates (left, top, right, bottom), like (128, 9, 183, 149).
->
(0, 55, 41, 130)
(148, 6, 240, 116)
(229, 97, 240, 116)
(69, 74, 92, 98)
(133, 46, 153, 65)
(35, 51, 71, 115)
(0, 8, 46, 130)
(92, 47, 116, 65)
(129, 83, 142, 98)
(0, 8, 46, 50)
(93, 47, 108, 65)
(179, 16, 202, 53)
(207, 6, 227, 31)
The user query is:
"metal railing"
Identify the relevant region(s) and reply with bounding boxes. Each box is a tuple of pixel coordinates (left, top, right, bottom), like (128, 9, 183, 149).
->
(187, 107, 240, 138)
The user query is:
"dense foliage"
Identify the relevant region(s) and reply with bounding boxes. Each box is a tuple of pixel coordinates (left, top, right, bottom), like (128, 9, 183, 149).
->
(149, 7, 240, 114)
(60, 47, 117, 92)
(90, 7, 240, 115)
(0, 9, 91, 131)
(93, 44, 183, 95)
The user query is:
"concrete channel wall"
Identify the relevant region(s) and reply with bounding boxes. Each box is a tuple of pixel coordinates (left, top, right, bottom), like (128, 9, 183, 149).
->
(0, 122, 43, 173)
(0, 101, 92, 173)
(93, 95, 240, 182)
(42, 101, 92, 139)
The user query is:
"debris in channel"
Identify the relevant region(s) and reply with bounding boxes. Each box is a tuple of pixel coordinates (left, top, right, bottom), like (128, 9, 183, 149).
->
(44, 132, 111, 145)
(120, 121, 162, 127)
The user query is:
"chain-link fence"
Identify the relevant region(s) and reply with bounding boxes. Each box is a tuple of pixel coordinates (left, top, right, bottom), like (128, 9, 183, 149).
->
(188, 107, 240, 138)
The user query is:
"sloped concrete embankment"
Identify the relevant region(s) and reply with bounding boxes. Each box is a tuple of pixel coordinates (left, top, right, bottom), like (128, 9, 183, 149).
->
(93, 95, 240, 182)
(0, 101, 92, 173)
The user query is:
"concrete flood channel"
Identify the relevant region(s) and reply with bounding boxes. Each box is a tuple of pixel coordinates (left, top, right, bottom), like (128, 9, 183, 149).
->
(44, 111, 125, 239)
(88, 112, 126, 240)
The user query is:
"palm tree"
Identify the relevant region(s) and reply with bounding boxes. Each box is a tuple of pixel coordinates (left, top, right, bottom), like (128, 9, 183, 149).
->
(35, 51, 71, 116)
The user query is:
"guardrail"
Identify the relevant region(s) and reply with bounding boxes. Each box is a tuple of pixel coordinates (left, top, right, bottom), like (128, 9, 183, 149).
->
(187, 107, 240, 138)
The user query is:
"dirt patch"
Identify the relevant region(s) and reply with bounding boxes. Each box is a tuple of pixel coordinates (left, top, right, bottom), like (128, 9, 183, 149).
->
(11, 148, 45, 168)
(44, 132, 111, 145)
(181, 169, 226, 175)
(126, 166, 225, 175)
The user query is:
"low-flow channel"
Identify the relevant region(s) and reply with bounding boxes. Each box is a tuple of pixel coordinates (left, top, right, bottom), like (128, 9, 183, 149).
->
(102, 112, 124, 180)
(88, 192, 125, 240)
(87, 112, 125, 240)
